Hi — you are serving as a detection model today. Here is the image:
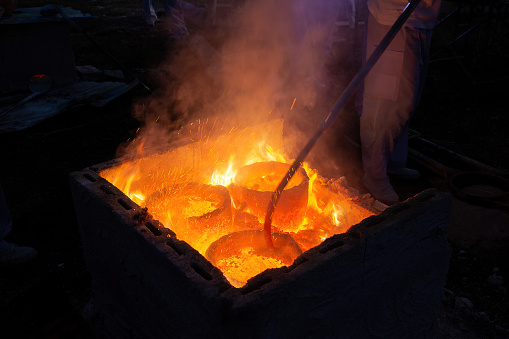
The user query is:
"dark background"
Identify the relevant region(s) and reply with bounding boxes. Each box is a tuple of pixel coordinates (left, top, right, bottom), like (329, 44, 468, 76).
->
(1, 0, 508, 337)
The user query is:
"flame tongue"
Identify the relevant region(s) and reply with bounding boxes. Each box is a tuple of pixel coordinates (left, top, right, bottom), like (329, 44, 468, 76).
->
(99, 120, 374, 287)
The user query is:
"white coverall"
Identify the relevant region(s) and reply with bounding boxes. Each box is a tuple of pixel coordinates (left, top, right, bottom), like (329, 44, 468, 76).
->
(359, 0, 441, 180)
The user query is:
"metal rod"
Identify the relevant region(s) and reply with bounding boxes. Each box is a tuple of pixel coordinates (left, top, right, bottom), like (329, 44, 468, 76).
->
(407, 147, 457, 178)
(0, 94, 37, 119)
(412, 134, 509, 177)
(263, 0, 422, 249)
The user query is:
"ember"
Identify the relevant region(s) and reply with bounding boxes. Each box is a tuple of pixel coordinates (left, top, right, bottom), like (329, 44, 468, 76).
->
(217, 249, 284, 284)
(206, 229, 302, 287)
(144, 183, 233, 252)
(99, 120, 374, 286)
(229, 161, 309, 231)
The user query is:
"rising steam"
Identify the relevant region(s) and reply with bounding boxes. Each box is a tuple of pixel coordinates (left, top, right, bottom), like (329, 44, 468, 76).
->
(121, 0, 355, 174)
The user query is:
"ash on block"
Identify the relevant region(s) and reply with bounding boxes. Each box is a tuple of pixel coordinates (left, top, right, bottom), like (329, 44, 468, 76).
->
(70, 167, 451, 338)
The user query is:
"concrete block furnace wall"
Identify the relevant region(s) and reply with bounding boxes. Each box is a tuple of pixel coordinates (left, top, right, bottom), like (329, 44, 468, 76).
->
(70, 168, 452, 338)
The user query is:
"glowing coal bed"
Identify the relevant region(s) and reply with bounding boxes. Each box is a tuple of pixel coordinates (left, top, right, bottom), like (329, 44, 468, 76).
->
(97, 120, 375, 287)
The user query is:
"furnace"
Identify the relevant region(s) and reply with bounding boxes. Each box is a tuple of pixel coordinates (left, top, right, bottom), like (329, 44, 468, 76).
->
(70, 120, 452, 338)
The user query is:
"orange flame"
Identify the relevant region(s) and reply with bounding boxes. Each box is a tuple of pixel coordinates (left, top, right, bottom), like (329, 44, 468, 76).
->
(99, 122, 375, 287)
(210, 156, 236, 186)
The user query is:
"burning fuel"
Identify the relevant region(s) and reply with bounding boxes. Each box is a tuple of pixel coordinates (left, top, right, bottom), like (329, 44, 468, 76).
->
(99, 119, 374, 287)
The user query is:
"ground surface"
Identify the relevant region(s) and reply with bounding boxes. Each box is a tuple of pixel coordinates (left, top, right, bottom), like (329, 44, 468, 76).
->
(1, 1, 509, 338)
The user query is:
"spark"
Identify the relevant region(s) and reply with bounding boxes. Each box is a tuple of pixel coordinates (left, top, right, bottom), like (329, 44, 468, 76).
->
(324, 111, 332, 123)
(290, 98, 296, 110)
